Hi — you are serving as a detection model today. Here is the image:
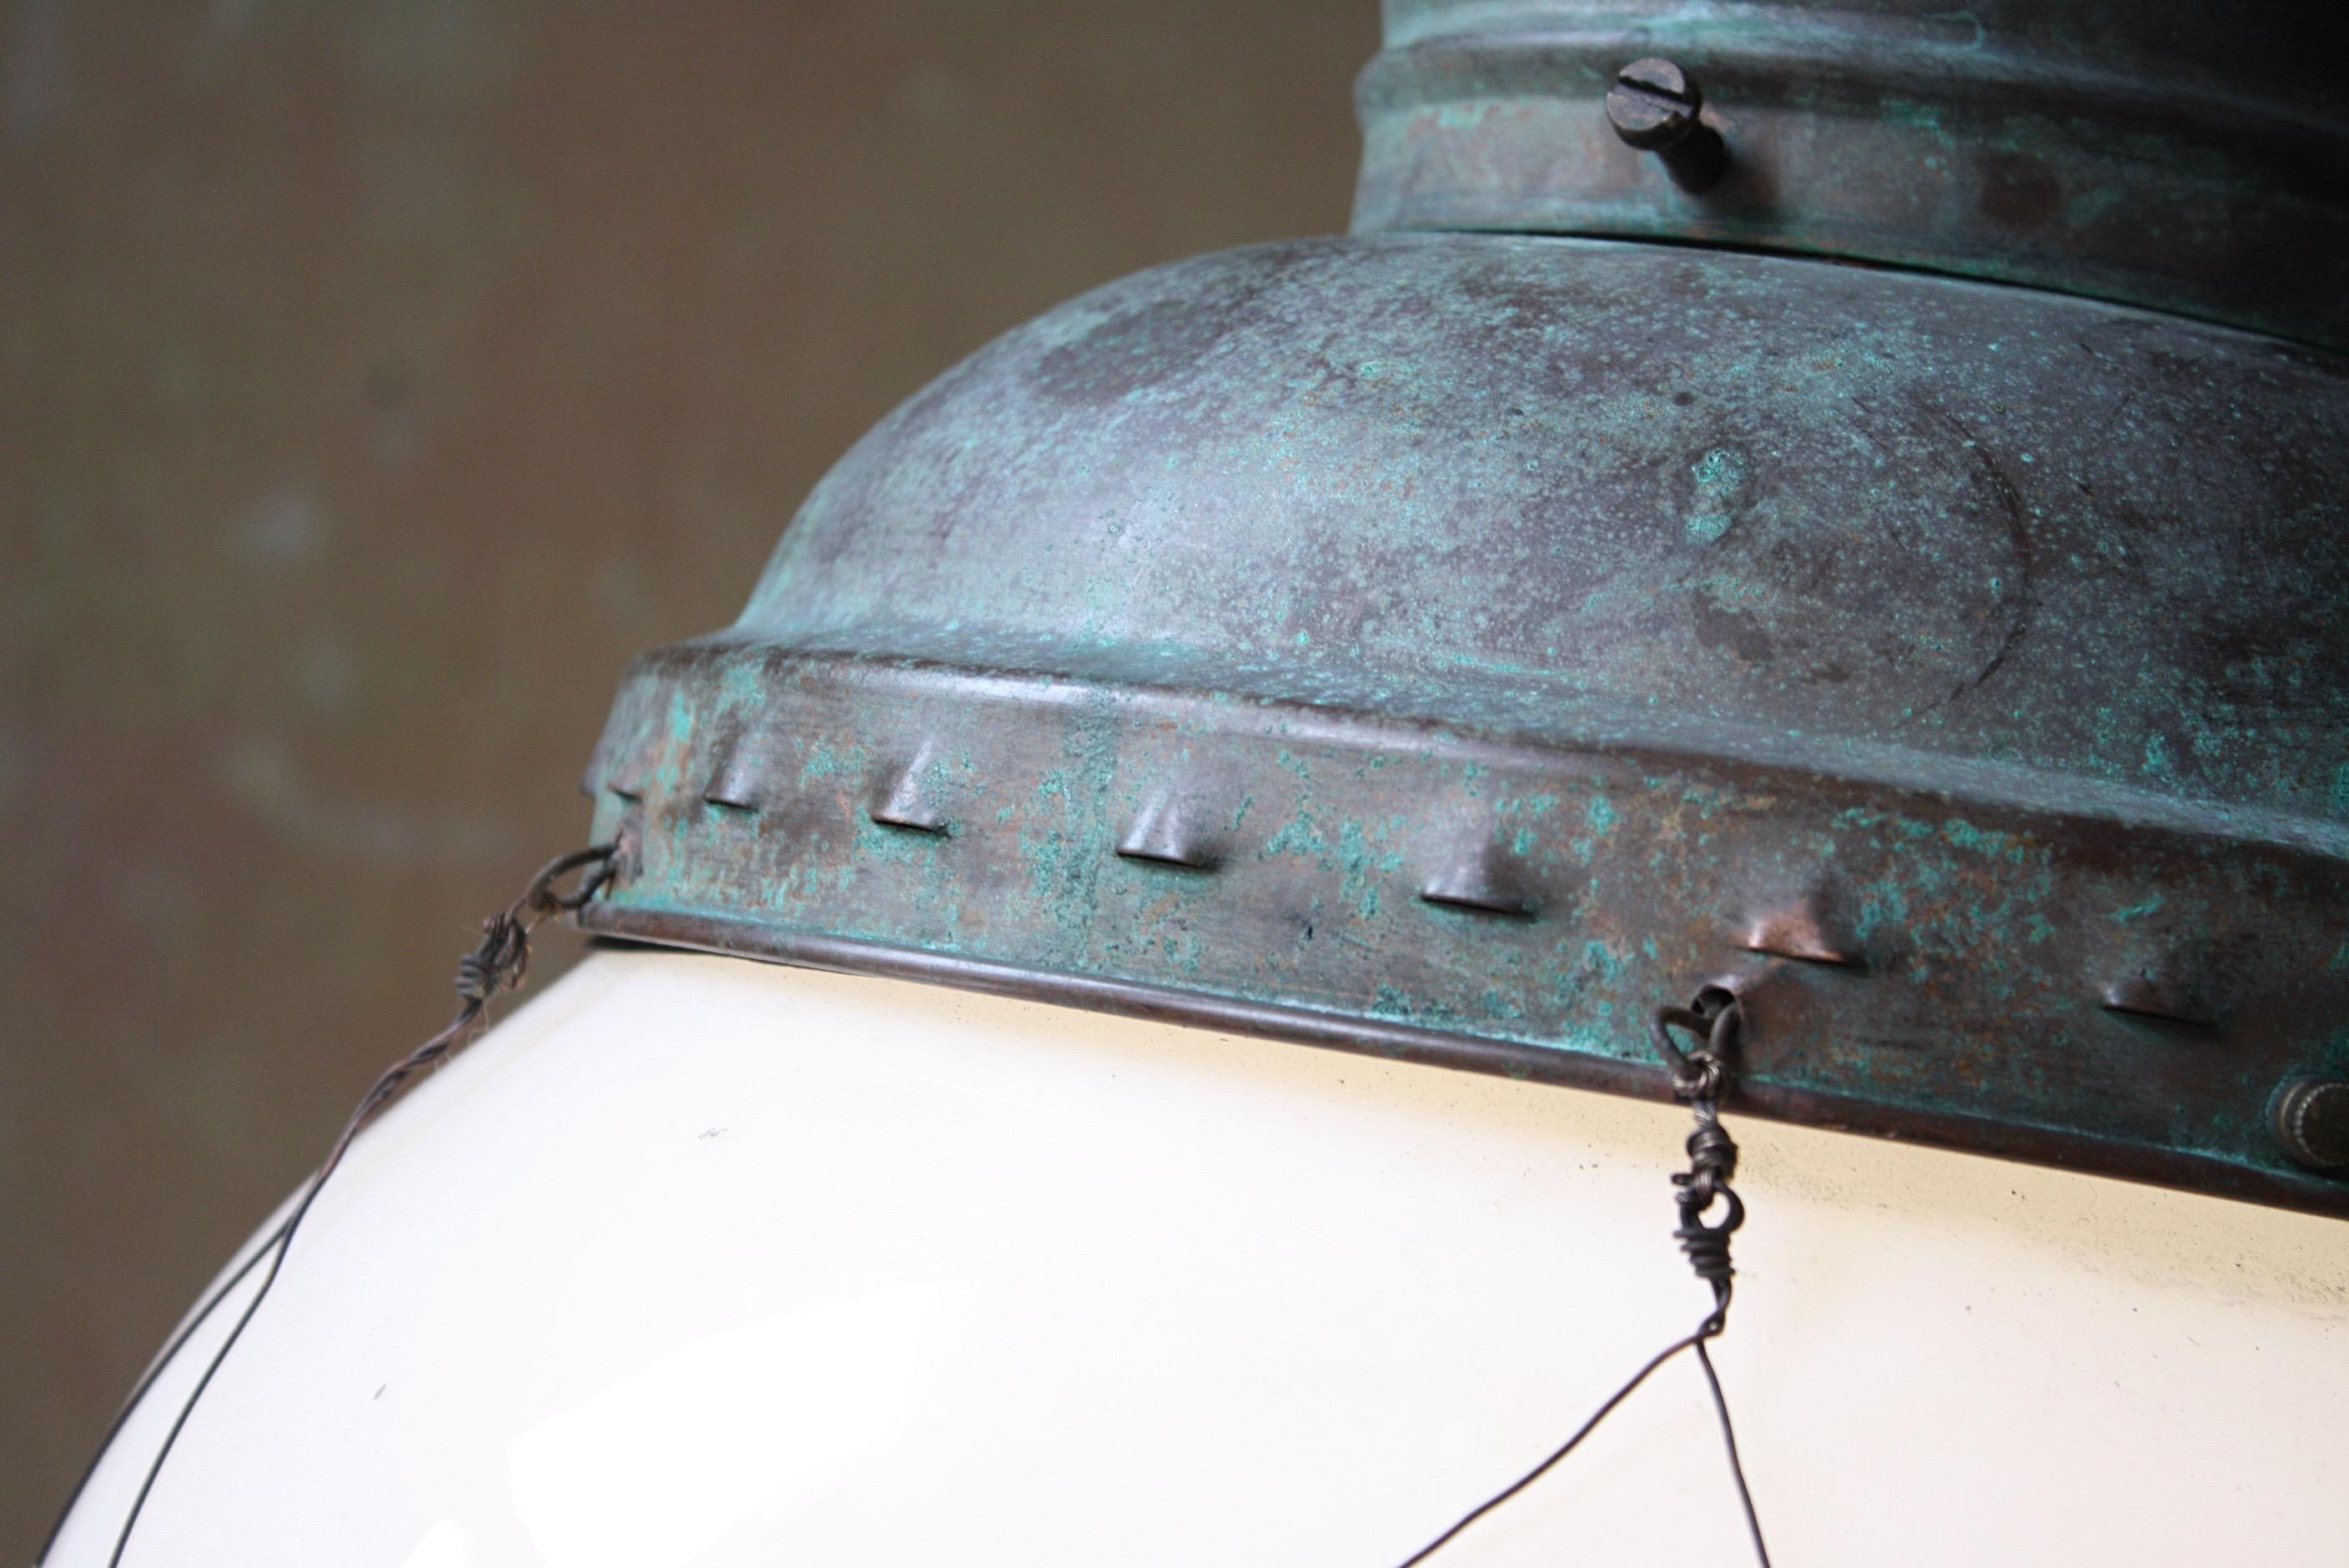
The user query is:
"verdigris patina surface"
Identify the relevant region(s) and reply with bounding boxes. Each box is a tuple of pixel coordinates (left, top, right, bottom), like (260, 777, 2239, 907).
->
(581, 233, 2349, 1214)
(1356, 0, 2349, 350)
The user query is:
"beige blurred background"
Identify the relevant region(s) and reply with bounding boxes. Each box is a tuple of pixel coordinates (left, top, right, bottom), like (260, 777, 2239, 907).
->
(0, 2, 1370, 1555)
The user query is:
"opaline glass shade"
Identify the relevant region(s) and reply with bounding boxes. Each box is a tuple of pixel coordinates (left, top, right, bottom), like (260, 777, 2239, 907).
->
(48, 950, 2349, 1565)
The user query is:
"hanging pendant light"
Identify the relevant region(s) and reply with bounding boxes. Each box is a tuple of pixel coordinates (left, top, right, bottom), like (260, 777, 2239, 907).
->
(43, 3, 2349, 1565)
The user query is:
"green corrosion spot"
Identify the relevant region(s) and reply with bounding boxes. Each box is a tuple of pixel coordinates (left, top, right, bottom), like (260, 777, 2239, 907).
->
(1496, 790, 1558, 820)
(1685, 446, 1748, 543)
(1940, 817, 2032, 863)
(797, 741, 850, 782)
(717, 661, 763, 706)
(1857, 880, 1911, 939)
(1335, 818, 1406, 921)
(1261, 808, 1330, 860)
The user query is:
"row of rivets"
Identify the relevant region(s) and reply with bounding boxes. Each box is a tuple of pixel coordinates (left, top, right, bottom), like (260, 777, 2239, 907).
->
(682, 751, 1563, 918)
(582, 706, 2347, 1181)
(1740, 895, 2223, 1031)
(631, 751, 2349, 1173)
(668, 761, 2229, 1031)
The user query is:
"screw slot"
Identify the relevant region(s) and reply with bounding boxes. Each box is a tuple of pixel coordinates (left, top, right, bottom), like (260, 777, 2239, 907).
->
(1605, 58, 1728, 191)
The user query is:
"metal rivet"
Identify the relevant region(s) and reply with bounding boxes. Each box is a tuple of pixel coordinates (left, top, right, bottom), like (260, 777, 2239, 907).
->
(2100, 971, 2213, 1029)
(2271, 1078, 2349, 1172)
(1605, 57, 1728, 192)
(606, 760, 650, 803)
(702, 736, 761, 813)
(1117, 792, 1220, 870)
(1742, 899, 1863, 968)
(1421, 845, 1535, 918)
(869, 749, 950, 835)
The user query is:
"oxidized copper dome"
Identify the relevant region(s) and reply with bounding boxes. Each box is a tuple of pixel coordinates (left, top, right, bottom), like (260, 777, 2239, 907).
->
(580, 2, 2349, 1214)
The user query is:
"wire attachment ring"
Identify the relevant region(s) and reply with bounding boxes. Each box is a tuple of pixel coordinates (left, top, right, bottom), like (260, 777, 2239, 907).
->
(1654, 992, 1748, 1334)
(1394, 988, 1773, 1566)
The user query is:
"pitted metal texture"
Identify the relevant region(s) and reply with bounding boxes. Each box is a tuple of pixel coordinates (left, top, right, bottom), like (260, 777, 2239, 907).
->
(581, 235, 2349, 1214)
(1355, 0, 2349, 351)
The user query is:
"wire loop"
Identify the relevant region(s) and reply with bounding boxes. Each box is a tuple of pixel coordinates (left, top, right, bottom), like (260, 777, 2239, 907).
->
(1396, 987, 1772, 1567)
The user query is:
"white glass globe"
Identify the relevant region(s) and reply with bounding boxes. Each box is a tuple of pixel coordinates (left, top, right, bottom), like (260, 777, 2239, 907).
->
(45, 948, 2349, 1565)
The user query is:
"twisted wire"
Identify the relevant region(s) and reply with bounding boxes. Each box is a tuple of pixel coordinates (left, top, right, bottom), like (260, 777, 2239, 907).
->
(1394, 993, 1772, 1566)
(1674, 1093, 1743, 1328)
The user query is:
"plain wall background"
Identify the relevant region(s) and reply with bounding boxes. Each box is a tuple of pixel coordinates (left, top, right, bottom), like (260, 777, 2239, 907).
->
(0, 3, 1371, 1555)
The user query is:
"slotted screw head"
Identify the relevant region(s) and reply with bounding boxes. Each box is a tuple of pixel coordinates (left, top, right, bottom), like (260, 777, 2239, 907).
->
(1607, 58, 1704, 150)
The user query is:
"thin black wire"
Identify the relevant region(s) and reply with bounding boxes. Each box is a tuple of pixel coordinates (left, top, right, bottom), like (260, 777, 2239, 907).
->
(100, 1152, 335, 1566)
(80, 844, 613, 1568)
(33, 1214, 294, 1565)
(1393, 996, 1772, 1567)
(1392, 1328, 1707, 1567)
(1694, 1338, 1770, 1567)
(1392, 1319, 1768, 1567)
(58, 854, 1768, 1568)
